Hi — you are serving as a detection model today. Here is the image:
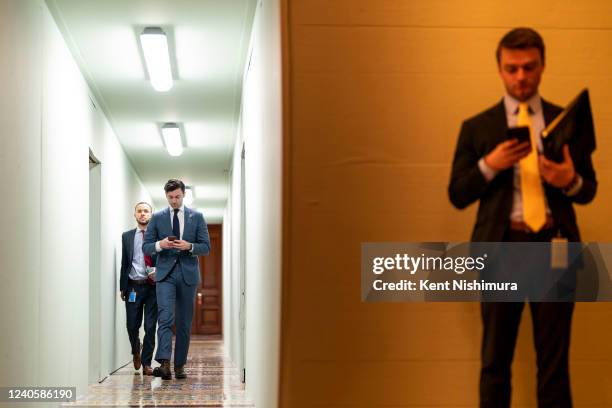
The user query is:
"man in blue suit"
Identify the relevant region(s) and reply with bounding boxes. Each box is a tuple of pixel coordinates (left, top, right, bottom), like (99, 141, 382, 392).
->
(143, 179, 210, 380)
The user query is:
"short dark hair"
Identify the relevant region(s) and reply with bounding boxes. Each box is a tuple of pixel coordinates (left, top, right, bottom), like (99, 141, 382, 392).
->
(164, 179, 185, 193)
(134, 201, 152, 211)
(496, 27, 545, 65)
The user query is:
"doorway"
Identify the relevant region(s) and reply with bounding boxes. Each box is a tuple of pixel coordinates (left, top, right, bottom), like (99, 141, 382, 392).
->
(193, 224, 223, 335)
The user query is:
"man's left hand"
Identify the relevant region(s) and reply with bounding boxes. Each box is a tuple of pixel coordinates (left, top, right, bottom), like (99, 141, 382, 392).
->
(172, 239, 193, 251)
(539, 144, 576, 188)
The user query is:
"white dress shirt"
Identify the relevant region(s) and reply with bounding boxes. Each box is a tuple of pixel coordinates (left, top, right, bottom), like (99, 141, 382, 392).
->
(129, 226, 148, 280)
(155, 205, 191, 252)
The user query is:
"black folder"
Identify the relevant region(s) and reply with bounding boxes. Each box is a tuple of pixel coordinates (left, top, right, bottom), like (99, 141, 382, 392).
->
(541, 89, 596, 163)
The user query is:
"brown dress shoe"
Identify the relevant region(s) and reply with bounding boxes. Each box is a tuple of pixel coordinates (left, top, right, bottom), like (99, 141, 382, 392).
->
(133, 352, 141, 370)
(174, 365, 187, 379)
(153, 360, 171, 380)
(143, 365, 153, 376)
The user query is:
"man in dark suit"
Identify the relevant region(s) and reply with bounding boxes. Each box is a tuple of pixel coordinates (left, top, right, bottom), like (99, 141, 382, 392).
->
(119, 201, 158, 376)
(143, 179, 210, 380)
(448, 28, 596, 407)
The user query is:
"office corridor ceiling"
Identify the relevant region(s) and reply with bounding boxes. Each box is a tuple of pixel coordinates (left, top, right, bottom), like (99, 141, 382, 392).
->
(47, 0, 257, 222)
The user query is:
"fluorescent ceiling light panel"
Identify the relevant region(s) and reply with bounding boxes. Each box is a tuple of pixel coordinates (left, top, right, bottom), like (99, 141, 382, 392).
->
(140, 27, 173, 92)
(161, 123, 183, 156)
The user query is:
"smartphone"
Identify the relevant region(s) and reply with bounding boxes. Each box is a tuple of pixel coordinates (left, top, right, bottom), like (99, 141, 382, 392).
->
(167, 236, 177, 241)
(507, 126, 531, 146)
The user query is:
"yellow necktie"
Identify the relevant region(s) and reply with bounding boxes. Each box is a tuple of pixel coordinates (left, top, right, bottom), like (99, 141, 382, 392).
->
(518, 102, 546, 232)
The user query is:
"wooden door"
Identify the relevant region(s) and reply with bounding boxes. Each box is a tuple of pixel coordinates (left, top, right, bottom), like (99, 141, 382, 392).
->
(193, 224, 222, 335)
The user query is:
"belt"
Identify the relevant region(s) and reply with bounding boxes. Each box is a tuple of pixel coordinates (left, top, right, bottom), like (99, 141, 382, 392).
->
(128, 278, 149, 286)
(509, 215, 554, 234)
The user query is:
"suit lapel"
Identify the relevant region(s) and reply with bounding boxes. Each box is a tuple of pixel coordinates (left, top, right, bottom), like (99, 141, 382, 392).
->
(490, 99, 509, 146)
(128, 228, 136, 264)
(161, 207, 173, 236)
(489, 100, 515, 194)
(541, 98, 560, 126)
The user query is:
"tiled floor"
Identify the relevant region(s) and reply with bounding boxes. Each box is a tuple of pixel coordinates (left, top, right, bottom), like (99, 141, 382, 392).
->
(65, 336, 254, 407)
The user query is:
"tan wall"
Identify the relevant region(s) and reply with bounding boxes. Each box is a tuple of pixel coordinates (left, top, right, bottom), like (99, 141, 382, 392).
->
(280, 1, 612, 406)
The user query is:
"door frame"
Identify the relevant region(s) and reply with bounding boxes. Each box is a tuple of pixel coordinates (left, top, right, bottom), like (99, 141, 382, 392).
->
(239, 141, 247, 382)
(88, 149, 102, 383)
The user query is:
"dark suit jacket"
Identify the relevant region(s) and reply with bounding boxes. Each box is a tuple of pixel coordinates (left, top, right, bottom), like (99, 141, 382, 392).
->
(119, 228, 157, 293)
(448, 98, 597, 242)
(142, 207, 210, 286)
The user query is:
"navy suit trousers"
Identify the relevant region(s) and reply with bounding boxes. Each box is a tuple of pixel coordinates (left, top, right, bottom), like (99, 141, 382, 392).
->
(155, 263, 197, 366)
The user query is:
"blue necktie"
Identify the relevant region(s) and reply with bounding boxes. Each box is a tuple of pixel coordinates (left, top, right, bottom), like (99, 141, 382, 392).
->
(172, 209, 180, 239)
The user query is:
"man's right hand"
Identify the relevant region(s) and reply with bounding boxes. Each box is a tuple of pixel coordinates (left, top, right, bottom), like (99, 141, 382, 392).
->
(159, 237, 174, 249)
(484, 139, 531, 171)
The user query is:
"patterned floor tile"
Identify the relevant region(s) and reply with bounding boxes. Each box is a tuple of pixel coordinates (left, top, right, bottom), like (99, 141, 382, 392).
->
(64, 337, 254, 407)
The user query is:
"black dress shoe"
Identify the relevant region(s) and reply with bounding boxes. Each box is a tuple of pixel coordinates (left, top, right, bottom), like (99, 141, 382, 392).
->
(132, 342, 142, 370)
(174, 365, 187, 379)
(152, 360, 171, 380)
(133, 351, 141, 370)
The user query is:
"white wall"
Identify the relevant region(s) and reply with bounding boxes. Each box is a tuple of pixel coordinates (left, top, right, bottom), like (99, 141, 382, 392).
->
(224, 135, 239, 365)
(0, 0, 151, 396)
(226, 0, 284, 406)
(0, 0, 43, 387)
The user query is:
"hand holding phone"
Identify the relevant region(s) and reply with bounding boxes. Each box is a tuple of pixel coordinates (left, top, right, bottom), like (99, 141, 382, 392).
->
(484, 130, 532, 171)
(159, 236, 176, 249)
(507, 126, 531, 147)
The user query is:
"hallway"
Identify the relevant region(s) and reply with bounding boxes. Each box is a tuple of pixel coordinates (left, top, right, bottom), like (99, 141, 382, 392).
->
(67, 336, 254, 407)
(0, 0, 281, 407)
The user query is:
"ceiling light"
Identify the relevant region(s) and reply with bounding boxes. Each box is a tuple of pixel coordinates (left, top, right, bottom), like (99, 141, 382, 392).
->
(140, 27, 173, 92)
(161, 123, 183, 156)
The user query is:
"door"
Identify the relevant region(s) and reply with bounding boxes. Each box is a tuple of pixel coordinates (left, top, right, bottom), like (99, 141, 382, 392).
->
(193, 224, 222, 334)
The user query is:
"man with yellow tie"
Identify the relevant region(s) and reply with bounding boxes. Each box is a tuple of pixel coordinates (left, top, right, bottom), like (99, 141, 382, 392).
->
(448, 28, 597, 407)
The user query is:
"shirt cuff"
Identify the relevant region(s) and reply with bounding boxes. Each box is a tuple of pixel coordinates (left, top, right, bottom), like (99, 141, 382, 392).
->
(155, 241, 161, 252)
(189, 243, 194, 253)
(478, 157, 498, 182)
(563, 174, 583, 197)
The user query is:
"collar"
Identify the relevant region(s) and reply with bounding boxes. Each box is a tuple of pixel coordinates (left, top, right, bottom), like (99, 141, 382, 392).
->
(503, 93, 542, 116)
(169, 204, 185, 214)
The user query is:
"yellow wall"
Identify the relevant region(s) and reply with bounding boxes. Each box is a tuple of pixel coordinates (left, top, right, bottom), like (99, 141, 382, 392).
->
(281, 1, 612, 406)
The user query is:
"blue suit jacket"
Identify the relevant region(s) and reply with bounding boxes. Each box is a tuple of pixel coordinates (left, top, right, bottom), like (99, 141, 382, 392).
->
(142, 207, 210, 285)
